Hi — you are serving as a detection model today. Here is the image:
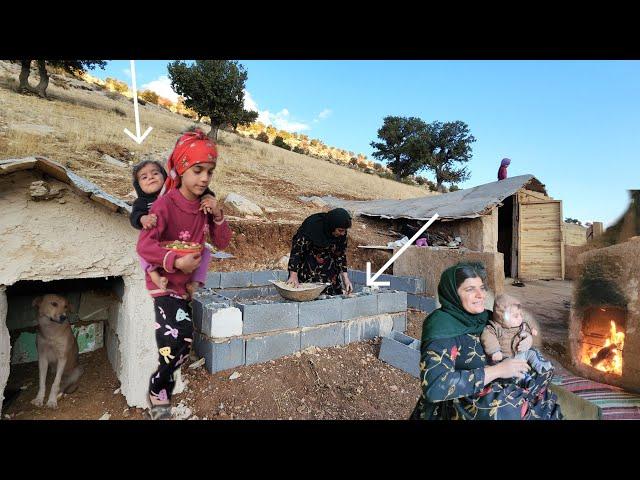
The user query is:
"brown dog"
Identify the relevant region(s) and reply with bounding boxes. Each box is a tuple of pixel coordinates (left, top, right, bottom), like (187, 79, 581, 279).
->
(31, 294, 83, 408)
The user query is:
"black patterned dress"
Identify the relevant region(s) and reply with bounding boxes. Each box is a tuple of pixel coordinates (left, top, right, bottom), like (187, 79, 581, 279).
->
(413, 333, 563, 420)
(287, 232, 348, 295)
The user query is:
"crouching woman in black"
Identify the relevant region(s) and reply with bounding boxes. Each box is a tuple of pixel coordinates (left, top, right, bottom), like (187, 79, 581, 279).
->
(287, 208, 353, 295)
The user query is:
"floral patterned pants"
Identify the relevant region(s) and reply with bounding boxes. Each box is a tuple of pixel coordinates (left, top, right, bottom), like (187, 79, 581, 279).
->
(149, 295, 193, 403)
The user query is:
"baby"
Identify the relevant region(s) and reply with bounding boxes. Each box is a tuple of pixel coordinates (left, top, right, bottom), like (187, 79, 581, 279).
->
(130, 159, 217, 297)
(481, 293, 552, 381)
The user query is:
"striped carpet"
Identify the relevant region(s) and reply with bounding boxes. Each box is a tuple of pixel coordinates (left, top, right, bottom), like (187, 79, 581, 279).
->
(551, 364, 640, 420)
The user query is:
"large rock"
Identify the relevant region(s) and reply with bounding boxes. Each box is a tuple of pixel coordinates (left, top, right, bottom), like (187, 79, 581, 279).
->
(223, 193, 263, 217)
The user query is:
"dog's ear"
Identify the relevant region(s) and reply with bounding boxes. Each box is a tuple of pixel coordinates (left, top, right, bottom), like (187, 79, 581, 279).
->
(66, 300, 75, 313)
(32, 296, 43, 308)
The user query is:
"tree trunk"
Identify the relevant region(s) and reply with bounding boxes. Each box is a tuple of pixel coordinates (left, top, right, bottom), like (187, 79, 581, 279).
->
(436, 179, 445, 192)
(208, 124, 219, 142)
(35, 60, 49, 98)
(18, 60, 32, 92)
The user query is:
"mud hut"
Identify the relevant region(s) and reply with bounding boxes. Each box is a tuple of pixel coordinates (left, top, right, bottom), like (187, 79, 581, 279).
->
(0, 157, 155, 409)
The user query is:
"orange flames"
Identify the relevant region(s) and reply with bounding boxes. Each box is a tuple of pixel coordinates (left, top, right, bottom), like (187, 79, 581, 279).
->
(582, 321, 625, 375)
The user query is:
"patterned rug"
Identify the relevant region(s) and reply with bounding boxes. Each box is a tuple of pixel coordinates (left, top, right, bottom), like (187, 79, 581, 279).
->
(551, 362, 640, 420)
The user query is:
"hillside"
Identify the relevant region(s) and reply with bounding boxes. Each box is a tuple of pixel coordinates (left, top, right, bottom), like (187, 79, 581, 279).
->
(0, 60, 433, 224)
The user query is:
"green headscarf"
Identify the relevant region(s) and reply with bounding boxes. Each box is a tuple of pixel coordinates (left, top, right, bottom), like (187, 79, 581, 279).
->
(421, 262, 490, 343)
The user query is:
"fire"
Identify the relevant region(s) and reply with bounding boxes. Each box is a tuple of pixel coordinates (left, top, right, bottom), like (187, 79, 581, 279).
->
(581, 320, 625, 375)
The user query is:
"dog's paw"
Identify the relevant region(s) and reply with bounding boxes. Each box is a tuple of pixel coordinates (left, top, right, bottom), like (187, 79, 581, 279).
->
(31, 397, 44, 407)
(46, 399, 58, 409)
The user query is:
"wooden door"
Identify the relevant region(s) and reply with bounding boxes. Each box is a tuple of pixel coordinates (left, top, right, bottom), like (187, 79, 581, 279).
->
(517, 190, 565, 280)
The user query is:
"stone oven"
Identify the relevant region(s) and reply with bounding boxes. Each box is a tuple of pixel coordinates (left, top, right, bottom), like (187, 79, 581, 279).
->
(569, 237, 640, 392)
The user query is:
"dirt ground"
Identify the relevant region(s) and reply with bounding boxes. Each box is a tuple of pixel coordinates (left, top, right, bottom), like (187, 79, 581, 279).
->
(2, 278, 575, 421)
(2, 333, 422, 421)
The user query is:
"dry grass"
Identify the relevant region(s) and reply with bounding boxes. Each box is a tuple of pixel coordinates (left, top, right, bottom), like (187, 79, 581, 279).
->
(0, 60, 432, 211)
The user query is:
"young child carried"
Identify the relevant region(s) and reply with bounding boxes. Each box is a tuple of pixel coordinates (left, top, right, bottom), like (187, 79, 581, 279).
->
(481, 293, 552, 382)
(136, 129, 232, 419)
(130, 158, 218, 297)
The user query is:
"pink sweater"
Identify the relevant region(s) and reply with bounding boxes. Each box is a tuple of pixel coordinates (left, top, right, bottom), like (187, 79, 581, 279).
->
(137, 188, 232, 298)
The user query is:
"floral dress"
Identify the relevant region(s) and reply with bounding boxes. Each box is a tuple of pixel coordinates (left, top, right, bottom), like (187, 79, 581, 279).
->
(412, 333, 563, 420)
(287, 232, 348, 295)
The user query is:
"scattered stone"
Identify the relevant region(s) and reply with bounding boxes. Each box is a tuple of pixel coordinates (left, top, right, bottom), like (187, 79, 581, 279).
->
(171, 401, 192, 420)
(229, 371, 241, 380)
(277, 255, 290, 270)
(20, 383, 31, 391)
(390, 385, 398, 392)
(113, 388, 120, 395)
(122, 408, 130, 417)
(99, 413, 111, 420)
(188, 357, 206, 369)
(101, 154, 127, 168)
(57, 198, 66, 204)
(29, 181, 65, 201)
(295, 351, 301, 358)
(264, 207, 277, 214)
(223, 192, 263, 217)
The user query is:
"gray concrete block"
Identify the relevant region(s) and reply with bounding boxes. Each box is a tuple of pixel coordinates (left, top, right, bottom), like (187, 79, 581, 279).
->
(192, 295, 231, 334)
(219, 271, 252, 288)
(298, 296, 343, 327)
(341, 293, 378, 321)
(205, 272, 221, 289)
(391, 312, 407, 333)
(251, 270, 279, 286)
(376, 274, 426, 294)
(407, 294, 437, 313)
(217, 286, 277, 300)
(274, 270, 289, 281)
(239, 301, 299, 335)
(245, 330, 301, 365)
(344, 314, 394, 343)
(379, 331, 421, 378)
(348, 269, 366, 284)
(193, 332, 246, 373)
(377, 290, 408, 314)
(301, 323, 345, 349)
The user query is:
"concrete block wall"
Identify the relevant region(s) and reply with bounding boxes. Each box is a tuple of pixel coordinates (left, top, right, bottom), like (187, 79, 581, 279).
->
(407, 294, 438, 314)
(189, 270, 435, 374)
(347, 269, 427, 294)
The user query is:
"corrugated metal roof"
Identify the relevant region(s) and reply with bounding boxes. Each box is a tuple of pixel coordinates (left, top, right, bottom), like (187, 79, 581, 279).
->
(300, 174, 548, 221)
(0, 156, 132, 215)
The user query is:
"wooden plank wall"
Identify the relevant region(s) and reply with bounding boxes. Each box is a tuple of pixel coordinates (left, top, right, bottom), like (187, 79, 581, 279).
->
(518, 190, 564, 280)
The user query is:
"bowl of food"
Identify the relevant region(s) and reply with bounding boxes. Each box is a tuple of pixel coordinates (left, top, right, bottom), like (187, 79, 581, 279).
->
(161, 240, 203, 256)
(269, 280, 329, 302)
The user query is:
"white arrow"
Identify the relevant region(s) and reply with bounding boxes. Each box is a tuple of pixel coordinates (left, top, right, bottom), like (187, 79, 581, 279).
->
(123, 60, 153, 144)
(366, 213, 439, 287)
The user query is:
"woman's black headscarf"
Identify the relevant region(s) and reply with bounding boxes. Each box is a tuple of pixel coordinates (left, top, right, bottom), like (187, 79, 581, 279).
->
(297, 208, 352, 247)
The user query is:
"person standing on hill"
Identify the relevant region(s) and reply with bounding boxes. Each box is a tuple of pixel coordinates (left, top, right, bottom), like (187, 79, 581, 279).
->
(497, 157, 511, 180)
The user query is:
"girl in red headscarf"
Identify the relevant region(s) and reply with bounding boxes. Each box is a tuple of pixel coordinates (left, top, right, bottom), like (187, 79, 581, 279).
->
(137, 129, 232, 419)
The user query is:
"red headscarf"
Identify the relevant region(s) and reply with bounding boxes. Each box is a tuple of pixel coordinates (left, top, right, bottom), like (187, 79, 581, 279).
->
(160, 129, 218, 195)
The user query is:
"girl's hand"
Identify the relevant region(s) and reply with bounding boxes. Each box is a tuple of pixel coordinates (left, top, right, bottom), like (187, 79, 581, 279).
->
(175, 253, 202, 274)
(200, 195, 222, 217)
(140, 214, 157, 229)
(517, 334, 533, 352)
(497, 358, 530, 379)
(491, 351, 503, 362)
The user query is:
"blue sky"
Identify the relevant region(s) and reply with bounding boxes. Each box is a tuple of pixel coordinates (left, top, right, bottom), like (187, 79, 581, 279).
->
(93, 60, 639, 227)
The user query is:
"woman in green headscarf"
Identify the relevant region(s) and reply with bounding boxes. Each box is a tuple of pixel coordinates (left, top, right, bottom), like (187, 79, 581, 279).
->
(411, 262, 563, 420)
(287, 208, 353, 295)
